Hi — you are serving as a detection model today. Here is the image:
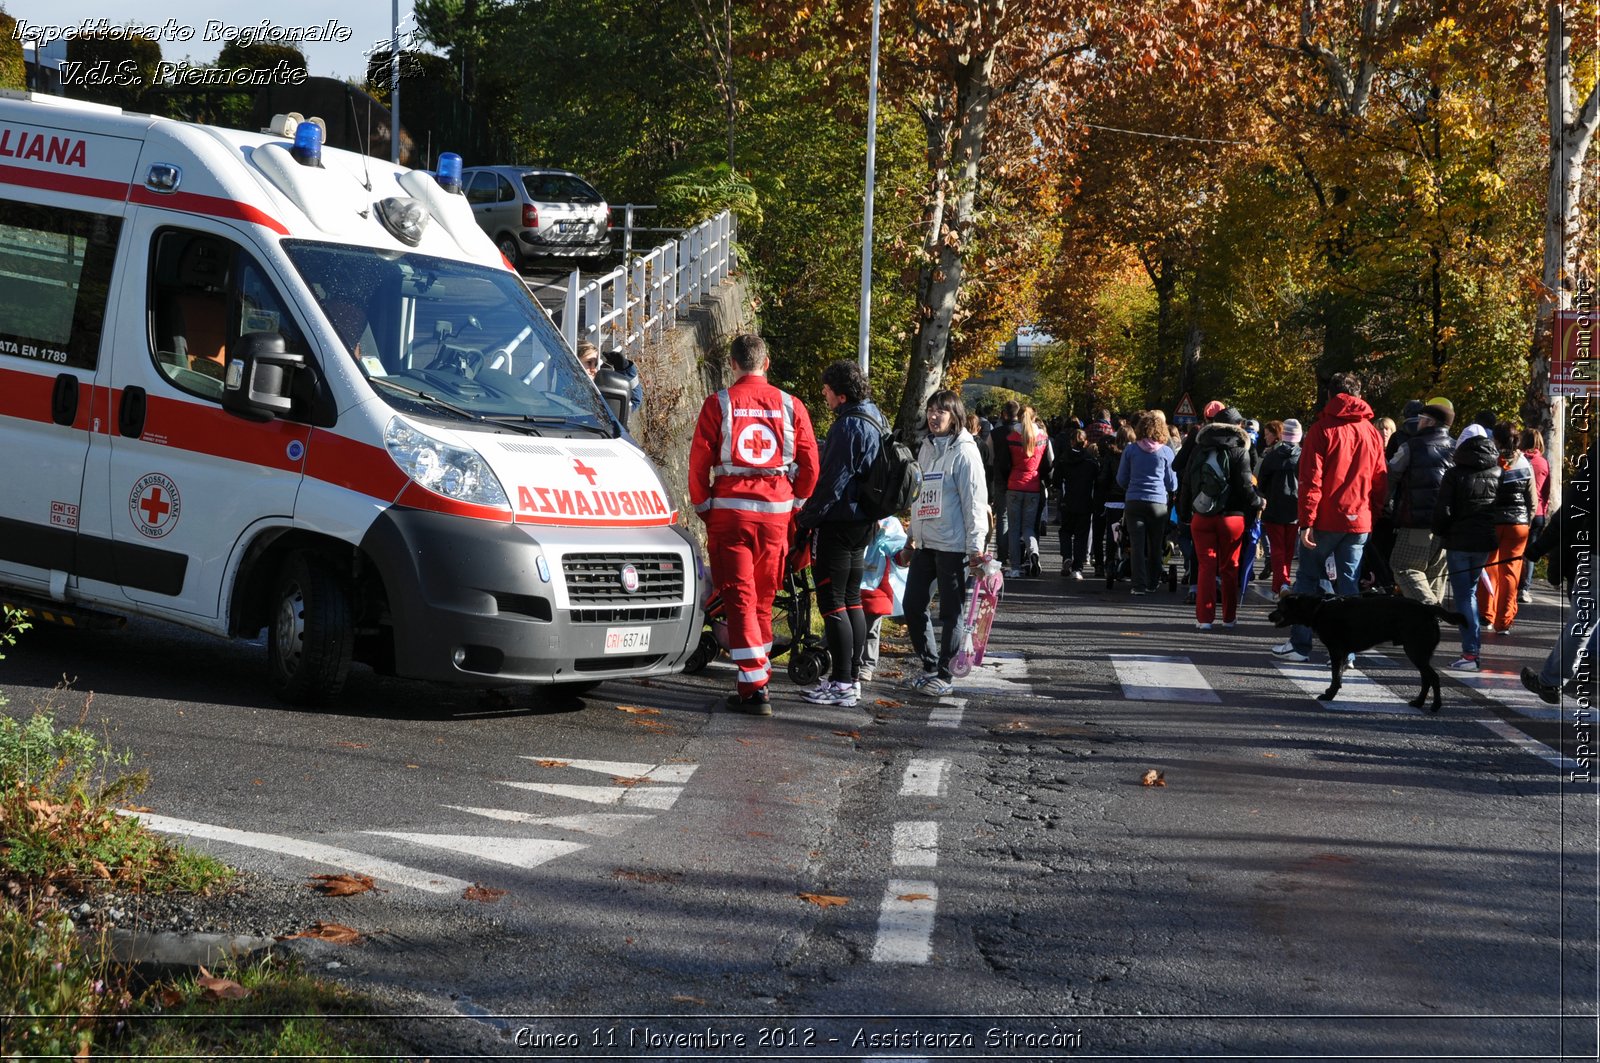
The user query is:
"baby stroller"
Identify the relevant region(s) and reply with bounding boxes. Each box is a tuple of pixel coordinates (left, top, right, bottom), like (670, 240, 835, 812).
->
(681, 545, 832, 684)
(1104, 507, 1179, 592)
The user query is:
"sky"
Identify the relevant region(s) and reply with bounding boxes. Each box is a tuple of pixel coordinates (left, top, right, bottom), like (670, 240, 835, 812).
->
(5, 1, 424, 83)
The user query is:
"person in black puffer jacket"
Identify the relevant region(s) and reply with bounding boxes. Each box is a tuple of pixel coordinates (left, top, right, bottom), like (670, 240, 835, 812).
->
(1177, 407, 1262, 629)
(1097, 429, 1132, 582)
(1256, 419, 1302, 595)
(1387, 402, 1456, 604)
(1432, 427, 1501, 671)
(1053, 426, 1100, 578)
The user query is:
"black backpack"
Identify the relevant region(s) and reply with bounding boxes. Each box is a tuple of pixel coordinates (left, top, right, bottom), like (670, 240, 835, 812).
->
(844, 409, 921, 520)
(1188, 445, 1230, 516)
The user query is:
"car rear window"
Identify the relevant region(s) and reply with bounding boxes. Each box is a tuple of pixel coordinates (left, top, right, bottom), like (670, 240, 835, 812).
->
(521, 174, 602, 204)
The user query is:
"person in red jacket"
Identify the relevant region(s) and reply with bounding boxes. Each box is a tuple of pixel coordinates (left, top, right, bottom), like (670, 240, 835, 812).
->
(689, 334, 820, 714)
(1270, 372, 1389, 662)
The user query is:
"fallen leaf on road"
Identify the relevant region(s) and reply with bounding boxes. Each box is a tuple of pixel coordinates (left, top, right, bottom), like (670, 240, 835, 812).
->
(123, 804, 152, 813)
(874, 699, 902, 708)
(897, 892, 933, 902)
(1140, 769, 1167, 787)
(157, 986, 185, 1008)
(633, 720, 674, 734)
(533, 758, 569, 768)
(998, 720, 1032, 731)
(463, 884, 506, 903)
(196, 967, 250, 1001)
(673, 994, 706, 1005)
(616, 705, 660, 716)
(336, 741, 368, 750)
(279, 922, 362, 945)
(251, 779, 263, 786)
(832, 730, 860, 739)
(797, 892, 850, 908)
(747, 830, 772, 838)
(405, 764, 420, 769)
(735, 738, 757, 746)
(613, 868, 681, 884)
(1262, 753, 1279, 758)
(307, 873, 377, 897)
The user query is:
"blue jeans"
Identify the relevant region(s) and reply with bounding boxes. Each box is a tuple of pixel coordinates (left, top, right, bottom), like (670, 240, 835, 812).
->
(1446, 549, 1490, 659)
(1540, 565, 1596, 687)
(1005, 490, 1042, 569)
(1289, 531, 1368, 655)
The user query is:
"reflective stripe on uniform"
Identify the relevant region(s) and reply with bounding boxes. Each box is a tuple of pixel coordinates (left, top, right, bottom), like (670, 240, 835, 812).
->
(707, 497, 797, 514)
(712, 464, 790, 477)
(729, 646, 765, 661)
(716, 389, 735, 467)
(781, 394, 796, 466)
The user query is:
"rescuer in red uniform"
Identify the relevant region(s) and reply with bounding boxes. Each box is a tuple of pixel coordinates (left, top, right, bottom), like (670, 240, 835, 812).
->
(689, 334, 820, 714)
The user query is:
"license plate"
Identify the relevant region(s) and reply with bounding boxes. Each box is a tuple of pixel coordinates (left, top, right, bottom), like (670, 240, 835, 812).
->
(604, 626, 651, 653)
(557, 221, 577, 233)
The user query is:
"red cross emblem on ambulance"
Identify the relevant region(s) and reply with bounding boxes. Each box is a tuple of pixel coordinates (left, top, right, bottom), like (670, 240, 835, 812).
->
(128, 473, 181, 539)
(735, 423, 780, 465)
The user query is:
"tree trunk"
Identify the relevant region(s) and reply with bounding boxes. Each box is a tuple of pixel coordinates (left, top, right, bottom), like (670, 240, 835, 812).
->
(895, 47, 996, 439)
(1179, 292, 1205, 403)
(1144, 252, 1178, 399)
(1528, 1, 1600, 508)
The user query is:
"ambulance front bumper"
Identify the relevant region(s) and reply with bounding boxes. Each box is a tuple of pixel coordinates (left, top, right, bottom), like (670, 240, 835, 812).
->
(360, 508, 703, 686)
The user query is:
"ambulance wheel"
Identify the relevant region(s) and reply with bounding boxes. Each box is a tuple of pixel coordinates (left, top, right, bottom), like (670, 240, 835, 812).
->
(788, 647, 829, 686)
(268, 553, 354, 706)
(683, 631, 719, 675)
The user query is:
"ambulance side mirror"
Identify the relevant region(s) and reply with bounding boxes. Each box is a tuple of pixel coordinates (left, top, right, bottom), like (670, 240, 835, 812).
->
(223, 332, 305, 422)
(593, 365, 632, 431)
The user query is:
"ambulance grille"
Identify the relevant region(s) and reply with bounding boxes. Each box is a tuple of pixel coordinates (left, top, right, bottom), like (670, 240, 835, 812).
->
(569, 605, 684, 625)
(562, 553, 684, 604)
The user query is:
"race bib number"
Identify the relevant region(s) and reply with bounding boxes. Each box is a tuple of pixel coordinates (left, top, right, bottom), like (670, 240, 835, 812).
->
(915, 471, 944, 520)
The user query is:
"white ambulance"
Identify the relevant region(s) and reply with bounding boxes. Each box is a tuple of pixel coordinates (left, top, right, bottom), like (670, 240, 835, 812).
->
(0, 91, 703, 704)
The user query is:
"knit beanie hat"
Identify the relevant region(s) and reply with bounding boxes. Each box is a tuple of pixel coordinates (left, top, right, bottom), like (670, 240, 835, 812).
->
(1214, 406, 1244, 425)
(1280, 418, 1303, 443)
(1455, 423, 1488, 447)
(1202, 400, 1226, 420)
(1420, 402, 1455, 427)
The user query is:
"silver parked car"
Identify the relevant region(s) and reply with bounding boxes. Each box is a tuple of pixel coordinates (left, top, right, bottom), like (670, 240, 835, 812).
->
(461, 166, 612, 268)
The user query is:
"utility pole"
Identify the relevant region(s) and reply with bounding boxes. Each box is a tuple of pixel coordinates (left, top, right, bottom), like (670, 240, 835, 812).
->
(856, 0, 882, 377)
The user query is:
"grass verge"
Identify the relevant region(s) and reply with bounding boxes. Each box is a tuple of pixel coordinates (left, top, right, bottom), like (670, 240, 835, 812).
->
(0, 610, 416, 1059)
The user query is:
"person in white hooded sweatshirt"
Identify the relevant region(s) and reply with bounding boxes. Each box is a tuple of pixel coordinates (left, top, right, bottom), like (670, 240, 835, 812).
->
(901, 389, 990, 697)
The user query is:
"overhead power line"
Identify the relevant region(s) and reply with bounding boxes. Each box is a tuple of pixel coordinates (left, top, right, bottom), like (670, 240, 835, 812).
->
(1083, 122, 1255, 146)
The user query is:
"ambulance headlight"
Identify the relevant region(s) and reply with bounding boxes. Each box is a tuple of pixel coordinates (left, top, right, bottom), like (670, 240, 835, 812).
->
(384, 417, 510, 509)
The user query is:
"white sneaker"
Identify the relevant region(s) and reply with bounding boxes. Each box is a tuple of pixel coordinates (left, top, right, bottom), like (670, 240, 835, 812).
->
(1218, 620, 1237, 630)
(858, 668, 875, 683)
(1196, 622, 1213, 631)
(919, 676, 955, 697)
(1271, 641, 1309, 662)
(1519, 589, 1535, 604)
(803, 680, 859, 706)
(1072, 571, 1084, 581)
(901, 670, 939, 691)
(1449, 655, 1480, 672)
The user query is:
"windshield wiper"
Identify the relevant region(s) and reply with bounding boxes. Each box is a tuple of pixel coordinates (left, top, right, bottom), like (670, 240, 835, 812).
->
(370, 378, 486, 423)
(488, 414, 617, 438)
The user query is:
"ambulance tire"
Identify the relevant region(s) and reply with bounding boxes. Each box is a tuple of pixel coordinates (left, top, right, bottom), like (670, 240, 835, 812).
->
(268, 553, 355, 706)
(682, 630, 719, 674)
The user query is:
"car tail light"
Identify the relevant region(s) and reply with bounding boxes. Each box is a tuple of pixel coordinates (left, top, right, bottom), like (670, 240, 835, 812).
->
(523, 204, 539, 228)
(605, 206, 613, 231)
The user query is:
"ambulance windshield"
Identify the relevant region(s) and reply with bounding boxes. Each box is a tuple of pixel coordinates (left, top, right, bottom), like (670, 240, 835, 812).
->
(282, 240, 611, 430)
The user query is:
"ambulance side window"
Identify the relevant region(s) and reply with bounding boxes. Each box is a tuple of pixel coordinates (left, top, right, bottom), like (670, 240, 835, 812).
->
(0, 199, 121, 371)
(149, 229, 308, 402)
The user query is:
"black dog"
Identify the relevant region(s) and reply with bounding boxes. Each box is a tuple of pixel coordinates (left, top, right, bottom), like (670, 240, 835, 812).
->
(1267, 592, 1468, 712)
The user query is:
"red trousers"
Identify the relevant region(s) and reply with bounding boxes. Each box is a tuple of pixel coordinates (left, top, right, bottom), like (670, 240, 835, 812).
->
(1263, 521, 1297, 594)
(705, 511, 787, 696)
(1481, 523, 1530, 631)
(1192, 513, 1246, 625)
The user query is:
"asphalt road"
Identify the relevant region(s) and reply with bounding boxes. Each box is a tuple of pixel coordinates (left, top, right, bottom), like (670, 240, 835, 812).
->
(2, 538, 1594, 1060)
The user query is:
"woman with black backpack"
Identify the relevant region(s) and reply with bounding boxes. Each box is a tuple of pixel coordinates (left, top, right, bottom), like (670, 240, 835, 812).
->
(1177, 406, 1262, 630)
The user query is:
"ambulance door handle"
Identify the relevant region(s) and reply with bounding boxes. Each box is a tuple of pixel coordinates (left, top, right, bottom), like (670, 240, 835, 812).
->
(50, 373, 78, 427)
(118, 386, 146, 439)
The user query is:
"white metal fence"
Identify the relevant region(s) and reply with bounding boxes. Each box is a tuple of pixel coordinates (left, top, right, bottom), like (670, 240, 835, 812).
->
(544, 211, 737, 358)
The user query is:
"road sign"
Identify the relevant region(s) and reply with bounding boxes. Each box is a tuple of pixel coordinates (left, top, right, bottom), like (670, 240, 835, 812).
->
(1173, 392, 1197, 424)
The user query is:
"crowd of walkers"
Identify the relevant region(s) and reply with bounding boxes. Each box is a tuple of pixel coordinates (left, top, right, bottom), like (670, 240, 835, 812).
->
(689, 333, 1593, 716)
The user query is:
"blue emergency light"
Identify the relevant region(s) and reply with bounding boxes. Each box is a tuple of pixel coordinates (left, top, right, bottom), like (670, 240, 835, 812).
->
(436, 153, 463, 194)
(291, 121, 323, 167)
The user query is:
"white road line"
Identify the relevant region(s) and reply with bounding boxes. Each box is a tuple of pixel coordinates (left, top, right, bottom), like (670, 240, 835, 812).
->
(955, 650, 1038, 696)
(1112, 654, 1221, 703)
(122, 812, 473, 894)
(1272, 661, 1422, 715)
(518, 757, 698, 784)
(370, 832, 586, 869)
(871, 880, 938, 964)
(1451, 669, 1567, 721)
(899, 758, 948, 797)
(446, 807, 653, 836)
(1471, 716, 1580, 773)
(891, 821, 939, 867)
(927, 698, 966, 728)
(497, 781, 685, 809)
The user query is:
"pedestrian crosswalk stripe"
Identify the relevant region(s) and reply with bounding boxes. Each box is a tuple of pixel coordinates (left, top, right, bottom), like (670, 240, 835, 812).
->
(956, 650, 1038, 696)
(871, 879, 938, 964)
(891, 821, 939, 867)
(517, 757, 698, 784)
(370, 832, 586, 869)
(1470, 716, 1580, 772)
(123, 812, 473, 894)
(900, 758, 949, 797)
(1111, 654, 1222, 703)
(1272, 660, 1423, 714)
(1449, 670, 1566, 721)
(497, 781, 685, 809)
(446, 807, 653, 835)
(928, 698, 965, 728)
